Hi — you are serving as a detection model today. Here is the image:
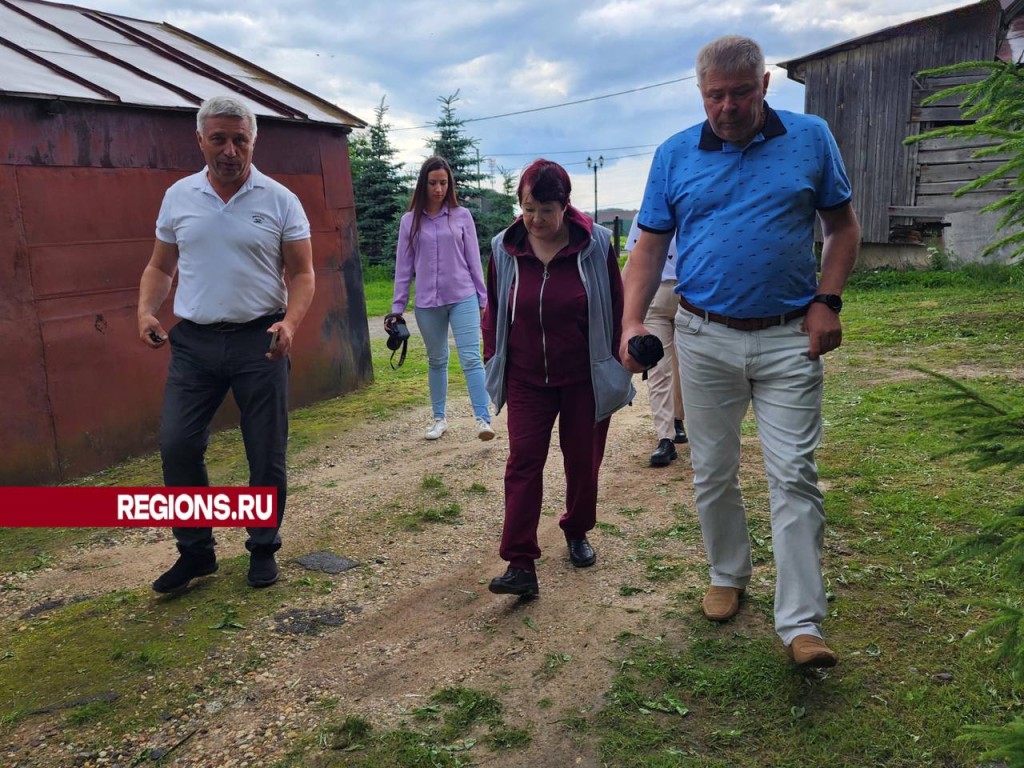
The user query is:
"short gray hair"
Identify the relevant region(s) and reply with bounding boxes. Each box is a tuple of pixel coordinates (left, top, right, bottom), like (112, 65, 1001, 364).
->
(695, 35, 765, 86)
(196, 95, 257, 138)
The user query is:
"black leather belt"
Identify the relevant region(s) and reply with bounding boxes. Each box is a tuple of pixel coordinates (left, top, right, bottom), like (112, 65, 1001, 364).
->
(191, 312, 284, 332)
(679, 296, 807, 331)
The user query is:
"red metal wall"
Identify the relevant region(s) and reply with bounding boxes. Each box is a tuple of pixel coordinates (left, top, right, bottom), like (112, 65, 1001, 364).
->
(0, 99, 373, 484)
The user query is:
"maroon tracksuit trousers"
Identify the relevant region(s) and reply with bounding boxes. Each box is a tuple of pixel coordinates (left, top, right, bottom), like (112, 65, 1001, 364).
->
(500, 375, 611, 571)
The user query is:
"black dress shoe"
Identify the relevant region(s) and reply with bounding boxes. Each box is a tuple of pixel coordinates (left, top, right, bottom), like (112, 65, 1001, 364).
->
(247, 552, 279, 588)
(153, 553, 218, 593)
(674, 419, 689, 444)
(488, 567, 539, 597)
(649, 438, 677, 467)
(567, 537, 596, 568)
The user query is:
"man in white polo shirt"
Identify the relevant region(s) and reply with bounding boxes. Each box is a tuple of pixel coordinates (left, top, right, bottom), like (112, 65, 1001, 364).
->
(137, 94, 315, 593)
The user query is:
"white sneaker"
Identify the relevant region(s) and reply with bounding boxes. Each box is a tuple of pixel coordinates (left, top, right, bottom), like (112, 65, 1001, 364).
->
(425, 419, 448, 440)
(476, 419, 496, 441)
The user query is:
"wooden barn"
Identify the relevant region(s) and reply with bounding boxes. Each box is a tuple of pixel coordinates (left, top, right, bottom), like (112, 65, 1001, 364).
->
(779, 0, 1024, 268)
(0, 0, 370, 484)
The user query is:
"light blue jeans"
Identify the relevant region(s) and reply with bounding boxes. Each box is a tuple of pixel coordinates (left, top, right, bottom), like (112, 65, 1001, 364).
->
(676, 306, 827, 645)
(415, 295, 491, 422)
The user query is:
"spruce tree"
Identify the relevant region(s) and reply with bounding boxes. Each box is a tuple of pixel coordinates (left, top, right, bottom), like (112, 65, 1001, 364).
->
(430, 91, 485, 205)
(474, 168, 518, 256)
(350, 96, 406, 268)
(905, 59, 1024, 764)
(428, 92, 514, 256)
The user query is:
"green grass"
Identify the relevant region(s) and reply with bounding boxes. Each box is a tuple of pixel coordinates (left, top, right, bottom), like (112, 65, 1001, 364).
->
(283, 687, 514, 767)
(581, 267, 1024, 767)
(361, 263, 413, 316)
(3, 265, 1023, 766)
(0, 555, 290, 739)
(395, 501, 462, 532)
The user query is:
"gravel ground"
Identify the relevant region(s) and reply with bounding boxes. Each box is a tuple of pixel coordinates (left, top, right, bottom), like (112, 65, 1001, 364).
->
(1, 359, 725, 768)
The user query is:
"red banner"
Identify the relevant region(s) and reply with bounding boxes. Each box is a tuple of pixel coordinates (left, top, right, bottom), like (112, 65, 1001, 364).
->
(0, 487, 277, 527)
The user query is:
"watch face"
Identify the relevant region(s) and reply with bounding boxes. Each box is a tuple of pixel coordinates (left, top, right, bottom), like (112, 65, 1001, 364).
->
(814, 294, 842, 312)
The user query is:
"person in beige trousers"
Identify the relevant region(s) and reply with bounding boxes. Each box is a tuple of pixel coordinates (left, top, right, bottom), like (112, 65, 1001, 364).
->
(625, 218, 687, 467)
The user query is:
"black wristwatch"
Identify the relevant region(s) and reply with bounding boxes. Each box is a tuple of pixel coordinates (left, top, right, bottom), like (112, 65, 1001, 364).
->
(810, 293, 843, 314)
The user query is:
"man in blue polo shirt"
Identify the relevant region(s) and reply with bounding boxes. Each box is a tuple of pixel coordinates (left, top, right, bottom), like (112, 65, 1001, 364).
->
(622, 35, 860, 668)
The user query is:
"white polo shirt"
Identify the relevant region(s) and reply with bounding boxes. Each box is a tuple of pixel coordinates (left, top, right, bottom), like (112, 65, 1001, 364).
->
(625, 217, 677, 283)
(155, 165, 311, 324)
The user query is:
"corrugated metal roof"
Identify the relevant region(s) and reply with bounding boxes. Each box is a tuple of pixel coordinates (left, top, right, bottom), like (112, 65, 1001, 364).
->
(0, 0, 366, 128)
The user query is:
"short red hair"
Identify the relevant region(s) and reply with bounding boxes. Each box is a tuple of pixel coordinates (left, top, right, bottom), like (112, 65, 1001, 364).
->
(518, 159, 571, 207)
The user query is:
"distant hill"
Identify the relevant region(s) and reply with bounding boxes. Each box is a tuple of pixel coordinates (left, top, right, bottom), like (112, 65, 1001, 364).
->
(595, 208, 638, 230)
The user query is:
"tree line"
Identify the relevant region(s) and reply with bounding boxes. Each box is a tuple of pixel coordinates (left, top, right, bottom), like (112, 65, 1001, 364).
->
(349, 91, 517, 270)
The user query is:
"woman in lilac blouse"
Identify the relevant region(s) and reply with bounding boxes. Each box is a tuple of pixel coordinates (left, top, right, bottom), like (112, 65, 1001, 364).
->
(386, 156, 494, 441)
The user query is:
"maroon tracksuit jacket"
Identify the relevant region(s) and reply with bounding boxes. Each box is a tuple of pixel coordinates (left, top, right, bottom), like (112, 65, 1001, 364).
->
(482, 206, 624, 571)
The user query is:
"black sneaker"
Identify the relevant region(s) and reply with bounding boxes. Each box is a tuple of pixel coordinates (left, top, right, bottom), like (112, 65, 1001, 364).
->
(152, 553, 218, 593)
(567, 537, 597, 568)
(674, 419, 689, 444)
(488, 567, 539, 597)
(247, 552, 279, 588)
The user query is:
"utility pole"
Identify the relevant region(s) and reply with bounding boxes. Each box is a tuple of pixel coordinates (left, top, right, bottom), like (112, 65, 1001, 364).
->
(475, 147, 482, 203)
(586, 155, 604, 222)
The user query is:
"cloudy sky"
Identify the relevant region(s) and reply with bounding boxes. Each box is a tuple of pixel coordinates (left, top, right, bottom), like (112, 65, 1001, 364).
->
(82, 0, 974, 214)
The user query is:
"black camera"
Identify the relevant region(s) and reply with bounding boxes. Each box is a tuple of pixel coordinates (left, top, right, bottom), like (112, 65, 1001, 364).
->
(627, 334, 665, 370)
(384, 313, 410, 369)
(385, 315, 410, 350)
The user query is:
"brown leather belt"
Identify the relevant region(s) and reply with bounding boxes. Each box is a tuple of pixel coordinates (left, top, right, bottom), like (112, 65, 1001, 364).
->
(679, 296, 808, 332)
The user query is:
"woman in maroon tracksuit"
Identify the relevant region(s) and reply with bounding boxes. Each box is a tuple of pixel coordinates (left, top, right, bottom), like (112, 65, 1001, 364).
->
(482, 159, 630, 597)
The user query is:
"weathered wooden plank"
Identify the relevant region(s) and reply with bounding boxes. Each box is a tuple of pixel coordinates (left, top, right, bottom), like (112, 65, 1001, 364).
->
(912, 89, 977, 107)
(888, 205, 949, 220)
(915, 135, 1002, 152)
(916, 191, 1005, 211)
(915, 73, 989, 88)
(893, 36, 918, 207)
(918, 178, 1014, 194)
(918, 146, 1010, 163)
(918, 160, 1007, 182)
(911, 105, 971, 122)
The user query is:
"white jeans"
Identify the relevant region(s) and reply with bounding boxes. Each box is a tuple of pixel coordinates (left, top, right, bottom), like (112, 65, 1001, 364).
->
(676, 307, 827, 644)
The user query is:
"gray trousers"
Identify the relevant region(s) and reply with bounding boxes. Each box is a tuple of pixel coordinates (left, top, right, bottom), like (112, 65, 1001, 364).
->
(676, 307, 827, 644)
(160, 316, 288, 557)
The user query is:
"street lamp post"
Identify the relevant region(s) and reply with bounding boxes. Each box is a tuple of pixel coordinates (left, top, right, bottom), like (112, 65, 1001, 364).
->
(586, 155, 604, 222)
(475, 147, 483, 202)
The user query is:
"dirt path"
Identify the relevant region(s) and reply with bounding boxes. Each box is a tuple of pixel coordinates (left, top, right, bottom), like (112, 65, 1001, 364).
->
(2, 363, 711, 767)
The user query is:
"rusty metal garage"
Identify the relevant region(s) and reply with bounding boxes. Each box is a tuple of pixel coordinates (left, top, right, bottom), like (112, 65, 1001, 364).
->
(1, 0, 370, 484)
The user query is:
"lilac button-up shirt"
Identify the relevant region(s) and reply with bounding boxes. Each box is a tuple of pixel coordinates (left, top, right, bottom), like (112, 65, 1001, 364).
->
(391, 205, 486, 314)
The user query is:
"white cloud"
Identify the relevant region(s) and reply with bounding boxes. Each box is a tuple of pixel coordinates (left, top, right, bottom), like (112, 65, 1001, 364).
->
(73, 0, 980, 211)
(507, 53, 573, 101)
(763, 0, 970, 37)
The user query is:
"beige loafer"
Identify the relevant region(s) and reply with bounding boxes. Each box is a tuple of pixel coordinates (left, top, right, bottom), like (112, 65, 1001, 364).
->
(701, 586, 743, 621)
(788, 634, 838, 668)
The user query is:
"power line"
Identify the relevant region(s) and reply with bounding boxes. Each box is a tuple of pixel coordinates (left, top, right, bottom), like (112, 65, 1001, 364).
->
(392, 73, 696, 132)
(558, 151, 655, 168)
(489, 143, 659, 158)
(464, 75, 695, 123)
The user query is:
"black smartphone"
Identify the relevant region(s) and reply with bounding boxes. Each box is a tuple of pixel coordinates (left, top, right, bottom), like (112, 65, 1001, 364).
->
(148, 331, 164, 344)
